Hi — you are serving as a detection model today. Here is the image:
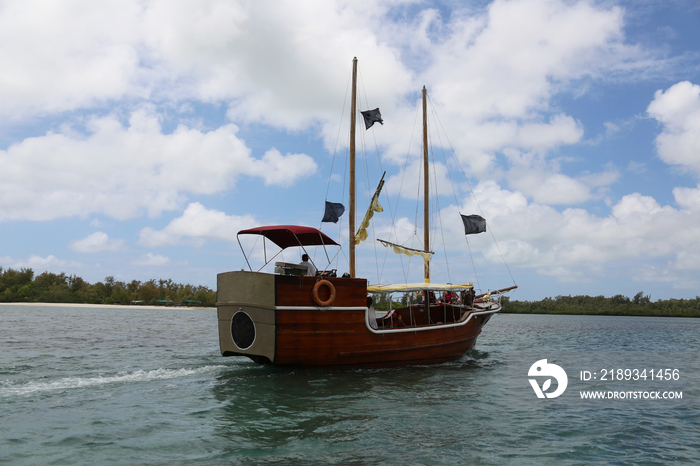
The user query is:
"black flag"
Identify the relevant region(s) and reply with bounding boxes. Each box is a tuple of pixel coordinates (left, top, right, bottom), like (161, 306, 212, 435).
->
(360, 108, 383, 129)
(322, 201, 345, 223)
(461, 214, 486, 235)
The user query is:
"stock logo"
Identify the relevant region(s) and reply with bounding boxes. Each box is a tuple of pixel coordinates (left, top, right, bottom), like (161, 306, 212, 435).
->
(528, 359, 568, 399)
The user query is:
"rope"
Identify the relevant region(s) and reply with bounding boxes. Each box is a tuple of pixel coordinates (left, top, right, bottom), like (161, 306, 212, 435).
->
(383, 94, 422, 285)
(426, 91, 517, 288)
(429, 134, 452, 285)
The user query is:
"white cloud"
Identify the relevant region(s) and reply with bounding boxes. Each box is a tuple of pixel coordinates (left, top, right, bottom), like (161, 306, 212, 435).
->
(647, 81, 700, 175)
(673, 184, 700, 211)
(134, 253, 170, 266)
(69, 232, 125, 253)
(420, 0, 635, 118)
(0, 108, 317, 221)
(432, 0, 641, 113)
(0, 0, 660, 193)
(353, 175, 697, 290)
(1, 254, 82, 271)
(508, 170, 591, 204)
(375, 0, 637, 178)
(251, 149, 319, 187)
(0, 0, 412, 129)
(138, 202, 258, 247)
(579, 170, 620, 189)
(513, 114, 584, 151)
(384, 160, 456, 200)
(627, 161, 647, 174)
(452, 182, 700, 285)
(672, 251, 700, 271)
(0, 1, 645, 136)
(0, 0, 143, 118)
(142, 1, 411, 130)
(507, 167, 618, 205)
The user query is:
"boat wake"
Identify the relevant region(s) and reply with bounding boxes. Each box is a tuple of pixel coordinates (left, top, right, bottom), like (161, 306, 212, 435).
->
(1, 365, 225, 397)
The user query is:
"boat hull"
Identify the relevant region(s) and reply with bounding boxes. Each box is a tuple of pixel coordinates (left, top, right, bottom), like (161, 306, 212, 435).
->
(217, 271, 497, 367)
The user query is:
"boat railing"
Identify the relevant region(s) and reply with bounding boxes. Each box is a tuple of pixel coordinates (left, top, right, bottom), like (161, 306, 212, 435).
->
(368, 285, 513, 331)
(368, 302, 500, 334)
(374, 302, 481, 330)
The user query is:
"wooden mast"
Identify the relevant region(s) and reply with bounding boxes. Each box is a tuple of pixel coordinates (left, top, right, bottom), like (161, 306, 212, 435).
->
(422, 86, 429, 283)
(349, 58, 358, 278)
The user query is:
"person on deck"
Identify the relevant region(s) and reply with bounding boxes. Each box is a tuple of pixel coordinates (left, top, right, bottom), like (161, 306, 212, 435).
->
(420, 291, 437, 304)
(300, 254, 317, 276)
(367, 296, 378, 329)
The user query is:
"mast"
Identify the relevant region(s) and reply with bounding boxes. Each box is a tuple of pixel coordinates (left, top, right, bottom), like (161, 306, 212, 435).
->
(349, 58, 358, 278)
(422, 86, 429, 283)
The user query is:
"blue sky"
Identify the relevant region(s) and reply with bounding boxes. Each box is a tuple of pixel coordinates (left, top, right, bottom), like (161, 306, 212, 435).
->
(1, 0, 700, 301)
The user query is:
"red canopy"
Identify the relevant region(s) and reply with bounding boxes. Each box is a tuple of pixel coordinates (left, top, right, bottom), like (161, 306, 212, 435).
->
(237, 225, 340, 249)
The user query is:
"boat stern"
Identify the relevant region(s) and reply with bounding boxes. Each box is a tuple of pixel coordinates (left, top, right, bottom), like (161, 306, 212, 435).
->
(217, 271, 276, 363)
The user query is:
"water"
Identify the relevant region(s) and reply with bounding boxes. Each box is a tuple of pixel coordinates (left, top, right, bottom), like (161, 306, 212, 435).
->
(1, 304, 698, 465)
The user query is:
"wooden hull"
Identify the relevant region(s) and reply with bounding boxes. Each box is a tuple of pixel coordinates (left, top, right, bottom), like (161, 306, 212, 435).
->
(217, 271, 498, 367)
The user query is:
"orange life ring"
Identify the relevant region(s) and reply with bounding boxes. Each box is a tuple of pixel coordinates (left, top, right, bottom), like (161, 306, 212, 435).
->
(312, 279, 336, 307)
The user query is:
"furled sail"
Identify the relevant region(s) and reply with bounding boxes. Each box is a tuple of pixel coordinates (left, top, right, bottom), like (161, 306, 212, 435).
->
(354, 196, 383, 244)
(378, 239, 433, 266)
(354, 173, 386, 245)
(368, 282, 472, 293)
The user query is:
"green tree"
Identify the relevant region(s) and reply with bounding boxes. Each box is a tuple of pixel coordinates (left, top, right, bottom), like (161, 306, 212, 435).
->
(0, 267, 35, 291)
(139, 283, 159, 303)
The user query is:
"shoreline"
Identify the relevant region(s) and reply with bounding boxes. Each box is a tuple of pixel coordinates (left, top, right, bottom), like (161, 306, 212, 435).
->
(2, 302, 695, 317)
(500, 311, 698, 318)
(0, 302, 214, 310)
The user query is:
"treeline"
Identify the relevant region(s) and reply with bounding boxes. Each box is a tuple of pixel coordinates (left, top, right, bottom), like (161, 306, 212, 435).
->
(0, 267, 216, 307)
(502, 292, 700, 318)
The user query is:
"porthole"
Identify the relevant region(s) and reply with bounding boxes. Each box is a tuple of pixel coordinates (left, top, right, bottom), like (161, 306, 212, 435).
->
(231, 311, 256, 350)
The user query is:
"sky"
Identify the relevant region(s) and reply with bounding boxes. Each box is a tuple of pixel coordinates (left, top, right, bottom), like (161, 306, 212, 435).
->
(1, 0, 700, 301)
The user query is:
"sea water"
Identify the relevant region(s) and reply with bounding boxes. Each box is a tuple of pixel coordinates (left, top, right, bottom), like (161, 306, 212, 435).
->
(1, 305, 698, 465)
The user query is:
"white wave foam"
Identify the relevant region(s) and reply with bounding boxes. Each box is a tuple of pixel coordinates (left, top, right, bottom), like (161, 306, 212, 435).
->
(1, 365, 225, 397)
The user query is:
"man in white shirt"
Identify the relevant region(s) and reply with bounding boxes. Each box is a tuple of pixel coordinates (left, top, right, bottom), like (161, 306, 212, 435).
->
(300, 254, 317, 276)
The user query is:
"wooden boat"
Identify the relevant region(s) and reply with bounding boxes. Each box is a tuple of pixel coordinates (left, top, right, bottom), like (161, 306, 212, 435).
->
(216, 58, 516, 367)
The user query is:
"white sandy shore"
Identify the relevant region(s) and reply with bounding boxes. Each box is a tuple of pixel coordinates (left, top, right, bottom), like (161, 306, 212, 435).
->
(0, 302, 213, 310)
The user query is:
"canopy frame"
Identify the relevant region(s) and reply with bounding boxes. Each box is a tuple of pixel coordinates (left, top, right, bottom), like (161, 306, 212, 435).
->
(237, 225, 341, 273)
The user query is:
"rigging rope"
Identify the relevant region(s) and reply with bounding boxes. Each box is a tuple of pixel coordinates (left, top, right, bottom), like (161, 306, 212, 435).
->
(358, 67, 397, 284)
(428, 136, 453, 285)
(426, 92, 518, 289)
(322, 68, 354, 273)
